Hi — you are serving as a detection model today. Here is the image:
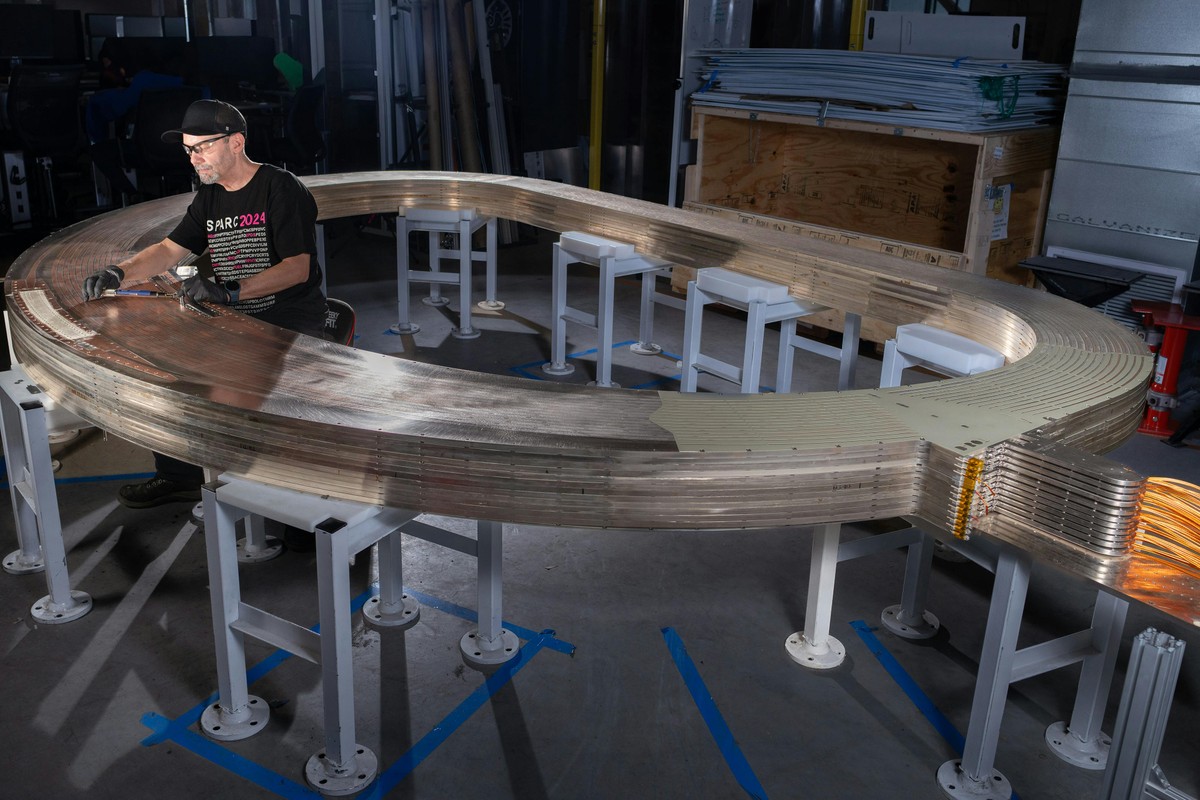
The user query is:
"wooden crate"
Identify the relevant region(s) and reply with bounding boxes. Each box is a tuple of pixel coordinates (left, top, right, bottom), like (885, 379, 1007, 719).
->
(684, 105, 1058, 285)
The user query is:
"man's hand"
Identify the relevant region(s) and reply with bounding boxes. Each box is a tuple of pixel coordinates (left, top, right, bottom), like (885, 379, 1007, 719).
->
(182, 276, 232, 305)
(82, 266, 124, 301)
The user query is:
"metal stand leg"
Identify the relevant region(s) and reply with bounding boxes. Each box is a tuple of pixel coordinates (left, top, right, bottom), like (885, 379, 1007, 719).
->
(424, 230, 449, 307)
(1099, 629, 1190, 800)
(1045, 590, 1128, 769)
(477, 217, 504, 310)
(591, 257, 619, 387)
(306, 518, 377, 795)
(543, 243, 575, 376)
(786, 523, 846, 669)
(364, 530, 420, 628)
(236, 513, 283, 563)
(839, 312, 861, 391)
(775, 310, 861, 393)
(27, 399, 90, 622)
(630, 268, 663, 355)
(679, 282, 704, 392)
(775, 320, 798, 394)
(880, 339, 914, 388)
(0, 379, 91, 622)
(740, 301, 767, 393)
(937, 546, 1026, 799)
(460, 520, 518, 667)
(200, 486, 270, 741)
(390, 215, 420, 335)
(2, 392, 46, 576)
(450, 218, 480, 339)
(881, 530, 940, 640)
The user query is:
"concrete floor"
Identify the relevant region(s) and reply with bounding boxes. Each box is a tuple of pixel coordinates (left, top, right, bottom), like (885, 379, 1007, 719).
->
(2, 217, 1199, 799)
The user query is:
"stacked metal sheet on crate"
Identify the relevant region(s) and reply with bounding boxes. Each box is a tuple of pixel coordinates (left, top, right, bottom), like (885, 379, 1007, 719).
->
(691, 49, 1067, 131)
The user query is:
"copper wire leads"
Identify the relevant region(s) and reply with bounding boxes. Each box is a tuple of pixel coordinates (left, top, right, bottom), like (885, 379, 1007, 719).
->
(1135, 478, 1200, 581)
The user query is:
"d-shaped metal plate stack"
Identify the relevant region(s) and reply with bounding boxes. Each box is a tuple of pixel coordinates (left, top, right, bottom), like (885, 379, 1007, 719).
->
(4, 172, 1197, 624)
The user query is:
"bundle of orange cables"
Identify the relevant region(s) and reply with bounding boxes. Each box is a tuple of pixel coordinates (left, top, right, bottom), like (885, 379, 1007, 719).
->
(1135, 477, 1200, 579)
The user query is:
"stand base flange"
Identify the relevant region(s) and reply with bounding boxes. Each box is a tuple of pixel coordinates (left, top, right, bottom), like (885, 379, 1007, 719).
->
(3, 548, 44, 575)
(785, 632, 845, 669)
(31, 590, 92, 623)
(389, 323, 420, 335)
(937, 759, 1012, 799)
(363, 592, 421, 629)
(1045, 720, 1109, 769)
(237, 536, 284, 563)
(881, 605, 940, 639)
(305, 744, 378, 796)
(630, 341, 662, 356)
(461, 628, 520, 667)
(200, 695, 270, 741)
(541, 362, 575, 376)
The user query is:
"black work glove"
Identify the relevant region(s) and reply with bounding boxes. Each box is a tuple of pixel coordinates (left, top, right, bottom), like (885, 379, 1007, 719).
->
(82, 265, 124, 301)
(182, 275, 232, 305)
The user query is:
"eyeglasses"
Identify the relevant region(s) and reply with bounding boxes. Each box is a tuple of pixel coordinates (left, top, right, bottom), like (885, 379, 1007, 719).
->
(182, 134, 232, 156)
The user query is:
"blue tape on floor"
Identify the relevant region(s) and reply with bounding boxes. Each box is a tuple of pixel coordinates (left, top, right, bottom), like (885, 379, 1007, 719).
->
(141, 588, 377, 748)
(508, 340, 638, 382)
(661, 627, 769, 800)
(629, 375, 681, 390)
(141, 713, 322, 799)
(400, 586, 575, 656)
(850, 620, 965, 753)
(141, 586, 573, 797)
(509, 365, 547, 381)
(360, 630, 555, 799)
(851, 620, 1021, 800)
(0, 469, 155, 491)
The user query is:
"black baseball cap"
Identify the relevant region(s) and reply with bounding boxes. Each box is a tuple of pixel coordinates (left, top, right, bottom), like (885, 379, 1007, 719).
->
(160, 99, 247, 143)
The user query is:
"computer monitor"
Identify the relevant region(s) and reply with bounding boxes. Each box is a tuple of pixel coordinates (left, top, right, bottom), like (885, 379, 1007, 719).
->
(122, 16, 164, 37)
(194, 36, 279, 94)
(0, 5, 56, 61)
(163, 17, 188, 38)
(52, 10, 86, 64)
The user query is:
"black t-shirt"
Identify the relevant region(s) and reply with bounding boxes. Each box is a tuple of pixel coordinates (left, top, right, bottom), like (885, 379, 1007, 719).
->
(168, 164, 326, 335)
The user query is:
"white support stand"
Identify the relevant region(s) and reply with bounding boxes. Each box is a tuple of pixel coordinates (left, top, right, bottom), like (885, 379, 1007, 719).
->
(791, 521, 1126, 798)
(778, 309, 862, 392)
(200, 475, 420, 796)
(0, 367, 92, 623)
(542, 231, 674, 388)
(869, 324, 1007, 639)
(679, 268, 852, 394)
(398, 516, 519, 667)
(391, 207, 499, 339)
(881, 323, 1006, 388)
(785, 523, 846, 669)
(1099, 629, 1193, 800)
(933, 540, 1127, 799)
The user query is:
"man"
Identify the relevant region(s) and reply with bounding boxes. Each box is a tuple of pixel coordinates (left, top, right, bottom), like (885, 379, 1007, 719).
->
(82, 99, 327, 508)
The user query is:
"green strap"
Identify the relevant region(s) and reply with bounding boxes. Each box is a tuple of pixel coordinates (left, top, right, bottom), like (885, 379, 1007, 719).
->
(978, 75, 1021, 119)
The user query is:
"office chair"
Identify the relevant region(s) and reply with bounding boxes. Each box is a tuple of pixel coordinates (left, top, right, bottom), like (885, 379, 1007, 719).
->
(269, 84, 326, 174)
(323, 299, 356, 346)
(122, 86, 206, 198)
(4, 64, 86, 222)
